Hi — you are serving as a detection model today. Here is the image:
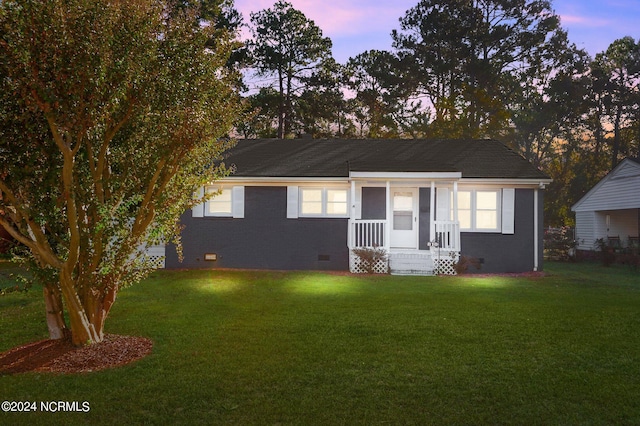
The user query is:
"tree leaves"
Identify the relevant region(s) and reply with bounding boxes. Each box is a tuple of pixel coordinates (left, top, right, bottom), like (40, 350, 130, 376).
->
(0, 0, 241, 344)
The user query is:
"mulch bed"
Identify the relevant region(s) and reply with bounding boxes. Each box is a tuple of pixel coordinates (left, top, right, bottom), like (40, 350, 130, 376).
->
(0, 334, 153, 374)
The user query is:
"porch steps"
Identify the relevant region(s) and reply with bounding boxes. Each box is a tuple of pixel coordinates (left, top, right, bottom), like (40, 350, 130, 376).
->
(389, 251, 434, 276)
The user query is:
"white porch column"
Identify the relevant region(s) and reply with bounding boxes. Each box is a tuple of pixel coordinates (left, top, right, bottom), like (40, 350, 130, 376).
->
(349, 180, 356, 248)
(350, 180, 356, 219)
(453, 181, 458, 222)
(430, 181, 435, 243)
(453, 181, 460, 251)
(385, 181, 391, 250)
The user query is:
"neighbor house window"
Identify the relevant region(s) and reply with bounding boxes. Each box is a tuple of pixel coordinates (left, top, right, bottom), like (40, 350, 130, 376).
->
(300, 188, 348, 217)
(452, 189, 500, 232)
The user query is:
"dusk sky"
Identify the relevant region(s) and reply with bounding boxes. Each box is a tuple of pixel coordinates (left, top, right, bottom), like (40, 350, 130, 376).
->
(234, 0, 640, 63)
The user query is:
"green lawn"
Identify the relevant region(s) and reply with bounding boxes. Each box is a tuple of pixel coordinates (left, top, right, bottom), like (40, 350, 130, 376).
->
(1, 262, 639, 425)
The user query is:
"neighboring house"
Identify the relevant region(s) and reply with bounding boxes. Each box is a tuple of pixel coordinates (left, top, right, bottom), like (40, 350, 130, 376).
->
(165, 138, 550, 275)
(572, 158, 640, 252)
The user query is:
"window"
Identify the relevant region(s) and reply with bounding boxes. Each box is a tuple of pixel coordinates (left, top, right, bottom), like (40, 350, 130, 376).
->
(393, 191, 414, 230)
(300, 188, 348, 217)
(457, 191, 472, 229)
(327, 189, 348, 215)
(301, 188, 323, 215)
(207, 187, 232, 216)
(203, 186, 244, 218)
(452, 189, 500, 232)
(476, 191, 498, 230)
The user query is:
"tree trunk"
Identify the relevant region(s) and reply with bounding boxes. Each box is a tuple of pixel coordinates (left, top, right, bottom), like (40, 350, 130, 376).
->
(285, 72, 293, 137)
(59, 268, 103, 346)
(612, 105, 622, 169)
(43, 285, 68, 340)
(278, 68, 285, 139)
(87, 284, 118, 342)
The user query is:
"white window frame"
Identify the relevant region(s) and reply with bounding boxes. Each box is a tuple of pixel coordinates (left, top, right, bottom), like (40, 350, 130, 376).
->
(299, 187, 349, 218)
(206, 187, 232, 216)
(204, 186, 244, 218)
(452, 189, 501, 232)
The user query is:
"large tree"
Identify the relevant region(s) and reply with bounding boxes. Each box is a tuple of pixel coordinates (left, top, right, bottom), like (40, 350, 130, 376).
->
(392, 0, 567, 138)
(590, 37, 640, 169)
(0, 0, 241, 346)
(297, 58, 349, 138)
(248, 0, 332, 138)
(508, 37, 591, 167)
(345, 50, 404, 138)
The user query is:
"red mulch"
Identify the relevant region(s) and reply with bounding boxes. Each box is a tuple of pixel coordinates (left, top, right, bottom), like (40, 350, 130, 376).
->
(0, 334, 152, 374)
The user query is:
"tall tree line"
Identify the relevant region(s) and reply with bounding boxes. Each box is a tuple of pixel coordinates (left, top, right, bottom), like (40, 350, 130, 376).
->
(235, 0, 639, 226)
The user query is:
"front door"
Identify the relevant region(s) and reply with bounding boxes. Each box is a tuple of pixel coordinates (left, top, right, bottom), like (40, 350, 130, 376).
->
(390, 188, 418, 248)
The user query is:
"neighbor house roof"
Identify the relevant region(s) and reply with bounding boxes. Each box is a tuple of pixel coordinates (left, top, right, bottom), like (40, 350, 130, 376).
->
(222, 138, 549, 180)
(572, 157, 640, 212)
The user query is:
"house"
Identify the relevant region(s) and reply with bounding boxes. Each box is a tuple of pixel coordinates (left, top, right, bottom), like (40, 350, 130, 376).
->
(572, 158, 640, 252)
(165, 138, 550, 275)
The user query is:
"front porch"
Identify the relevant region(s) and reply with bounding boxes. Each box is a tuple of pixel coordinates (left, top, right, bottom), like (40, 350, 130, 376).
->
(346, 177, 463, 275)
(346, 177, 464, 275)
(348, 218, 460, 275)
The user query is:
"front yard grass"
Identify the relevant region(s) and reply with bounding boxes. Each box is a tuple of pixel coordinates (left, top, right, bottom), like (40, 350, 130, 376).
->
(1, 262, 639, 425)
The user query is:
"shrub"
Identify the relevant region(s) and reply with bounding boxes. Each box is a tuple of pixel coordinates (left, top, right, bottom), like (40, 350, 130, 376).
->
(595, 238, 616, 267)
(453, 255, 482, 274)
(544, 227, 577, 261)
(352, 246, 388, 274)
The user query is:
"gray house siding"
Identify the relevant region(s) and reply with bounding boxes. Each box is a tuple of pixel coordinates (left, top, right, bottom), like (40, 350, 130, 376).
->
(459, 189, 542, 273)
(167, 186, 542, 274)
(165, 186, 349, 270)
(361, 187, 386, 219)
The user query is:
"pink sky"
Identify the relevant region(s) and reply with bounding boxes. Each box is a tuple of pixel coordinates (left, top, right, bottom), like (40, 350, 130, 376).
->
(234, 0, 640, 63)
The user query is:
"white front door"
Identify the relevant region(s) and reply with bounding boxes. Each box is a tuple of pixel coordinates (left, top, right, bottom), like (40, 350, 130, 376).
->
(390, 188, 418, 248)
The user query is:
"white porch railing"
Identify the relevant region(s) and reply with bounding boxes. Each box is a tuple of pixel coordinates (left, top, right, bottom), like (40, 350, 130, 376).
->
(349, 219, 460, 251)
(433, 220, 460, 251)
(349, 219, 387, 248)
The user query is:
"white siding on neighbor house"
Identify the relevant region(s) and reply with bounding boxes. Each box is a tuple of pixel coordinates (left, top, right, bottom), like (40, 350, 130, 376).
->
(573, 160, 640, 212)
(615, 161, 640, 178)
(575, 211, 596, 250)
(576, 208, 639, 250)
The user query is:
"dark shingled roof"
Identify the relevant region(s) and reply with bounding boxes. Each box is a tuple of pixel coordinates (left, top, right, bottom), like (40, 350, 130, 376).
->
(223, 138, 549, 180)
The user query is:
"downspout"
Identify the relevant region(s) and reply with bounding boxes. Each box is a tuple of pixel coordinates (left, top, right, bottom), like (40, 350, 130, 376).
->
(348, 161, 354, 272)
(430, 181, 435, 242)
(534, 188, 539, 271)
(349, 179, 355, 249)
(453, 181, 458, 251)
(386, 181, 391, 251)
